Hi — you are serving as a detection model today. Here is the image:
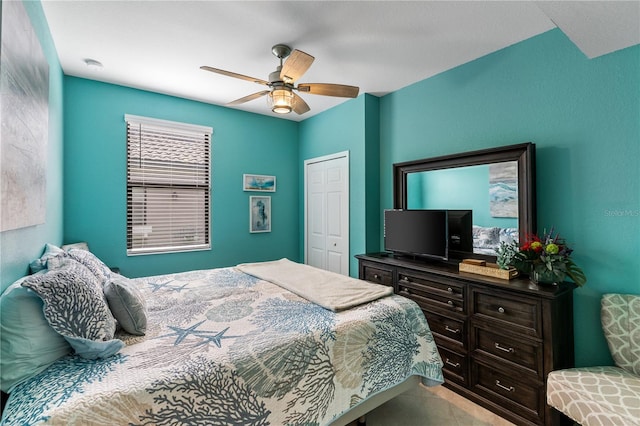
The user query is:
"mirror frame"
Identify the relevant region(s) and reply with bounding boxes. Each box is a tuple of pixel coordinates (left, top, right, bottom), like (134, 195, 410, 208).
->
(393, 142, 536, 259)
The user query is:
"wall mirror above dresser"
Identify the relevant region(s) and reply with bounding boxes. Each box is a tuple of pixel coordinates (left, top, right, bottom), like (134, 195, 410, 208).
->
(393, 142, 537, 260)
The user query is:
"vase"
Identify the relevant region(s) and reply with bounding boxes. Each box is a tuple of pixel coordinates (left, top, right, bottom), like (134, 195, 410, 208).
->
(530, 264, 566, 286)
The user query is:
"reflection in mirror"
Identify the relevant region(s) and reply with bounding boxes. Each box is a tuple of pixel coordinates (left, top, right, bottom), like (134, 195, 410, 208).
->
(393, 142, 536, 262)
(406, 161, 519, 256)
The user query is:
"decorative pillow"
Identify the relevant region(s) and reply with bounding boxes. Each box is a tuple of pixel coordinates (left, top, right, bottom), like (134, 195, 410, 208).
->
(62, 241, 90, 252)
(21, 260, 124, 359)
(65, 248, 111, 285)
(104, 277, 148, 336)
(499, 227, 519, 245)
(472, 226, 501, 249)
(601, 293, 640, 376)
(0, 274, 72, 393)
(29, 243, 65, 273)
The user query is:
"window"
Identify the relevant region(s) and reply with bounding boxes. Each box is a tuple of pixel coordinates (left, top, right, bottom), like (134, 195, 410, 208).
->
(125, 114, 211, 255)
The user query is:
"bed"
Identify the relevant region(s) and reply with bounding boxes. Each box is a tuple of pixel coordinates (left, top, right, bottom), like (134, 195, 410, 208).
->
(0, 248, 443, 425)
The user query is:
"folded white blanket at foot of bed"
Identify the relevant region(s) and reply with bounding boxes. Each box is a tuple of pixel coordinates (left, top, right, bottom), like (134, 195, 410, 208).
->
(236, 258, 394, 311)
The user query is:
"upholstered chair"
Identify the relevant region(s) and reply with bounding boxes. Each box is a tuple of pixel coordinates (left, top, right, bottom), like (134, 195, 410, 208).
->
(546, 293, 640, 425)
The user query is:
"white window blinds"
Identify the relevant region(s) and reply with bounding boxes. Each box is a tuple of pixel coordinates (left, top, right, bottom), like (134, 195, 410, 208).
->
(125, 114, 212, 255)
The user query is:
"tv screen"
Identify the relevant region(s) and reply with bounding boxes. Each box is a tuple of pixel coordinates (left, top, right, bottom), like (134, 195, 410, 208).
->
(384, 209, 448, 260)
(447, 210, 473, 257)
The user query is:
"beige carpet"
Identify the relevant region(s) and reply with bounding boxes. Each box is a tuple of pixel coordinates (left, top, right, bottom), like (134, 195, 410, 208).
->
(350, 384, 516, 426)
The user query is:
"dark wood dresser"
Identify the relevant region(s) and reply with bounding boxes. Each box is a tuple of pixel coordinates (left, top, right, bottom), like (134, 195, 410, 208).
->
(356, 253, 575, 426)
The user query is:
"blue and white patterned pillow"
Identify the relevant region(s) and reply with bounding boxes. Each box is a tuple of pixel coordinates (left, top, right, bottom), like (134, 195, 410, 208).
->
(66, 248, 111, 285)
(472, 226, 501, 249)
(499, 227, 519, 245)
(21, 259, 124, 359)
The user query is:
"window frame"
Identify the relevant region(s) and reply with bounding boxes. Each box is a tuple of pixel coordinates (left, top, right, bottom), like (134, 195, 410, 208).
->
(125, 114, 212, 256)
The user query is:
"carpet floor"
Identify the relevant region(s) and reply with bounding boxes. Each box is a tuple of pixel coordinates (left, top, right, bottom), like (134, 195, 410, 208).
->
(349, 384, 516, 426)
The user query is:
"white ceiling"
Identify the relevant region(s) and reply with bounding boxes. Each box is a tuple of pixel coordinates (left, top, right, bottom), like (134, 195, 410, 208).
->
(41, 1, 640, 122)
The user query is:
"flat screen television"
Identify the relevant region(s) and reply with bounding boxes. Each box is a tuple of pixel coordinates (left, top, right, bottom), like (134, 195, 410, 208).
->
(447, 210, 473, 259)
(384, 209, 448, 260)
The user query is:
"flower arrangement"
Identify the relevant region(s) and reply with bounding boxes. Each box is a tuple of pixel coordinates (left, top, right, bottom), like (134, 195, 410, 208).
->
(497, 228, 587, 286)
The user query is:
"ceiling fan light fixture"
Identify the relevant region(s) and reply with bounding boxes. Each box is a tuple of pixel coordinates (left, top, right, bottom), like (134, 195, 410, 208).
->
(268, 88, 295, 114)
(201, 44, 358, 116)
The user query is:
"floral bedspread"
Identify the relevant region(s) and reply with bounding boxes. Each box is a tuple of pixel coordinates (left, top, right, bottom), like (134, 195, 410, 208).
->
(2, 267, 443, 425)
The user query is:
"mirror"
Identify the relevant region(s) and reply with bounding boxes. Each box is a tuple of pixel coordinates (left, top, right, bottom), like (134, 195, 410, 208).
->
(393, 143, 536, 259)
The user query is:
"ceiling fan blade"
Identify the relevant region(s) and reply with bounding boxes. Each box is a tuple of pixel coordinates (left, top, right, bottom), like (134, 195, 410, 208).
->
(292, 93, 310, 115)
(200, 66, 269, 86)
(280, 49, 314, 84)
(297, 83, 359, 98)
(228, 90, 270, 106)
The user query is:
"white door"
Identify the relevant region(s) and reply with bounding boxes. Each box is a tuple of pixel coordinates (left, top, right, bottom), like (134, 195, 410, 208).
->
(304, 152, 349, 275)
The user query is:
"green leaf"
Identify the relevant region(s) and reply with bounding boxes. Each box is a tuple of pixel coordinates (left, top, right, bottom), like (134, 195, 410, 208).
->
(566, 259, 587, 287)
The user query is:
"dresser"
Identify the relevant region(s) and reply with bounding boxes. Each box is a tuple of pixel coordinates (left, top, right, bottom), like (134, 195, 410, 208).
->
(356, 253, 575, 426)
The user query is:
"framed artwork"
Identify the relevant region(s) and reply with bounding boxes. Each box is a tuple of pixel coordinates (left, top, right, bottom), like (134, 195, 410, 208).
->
(1, 1, 49, 231)
(250, 196, 271, 233)
(489, 161, 518, 218)
(243, 174, 276, 192)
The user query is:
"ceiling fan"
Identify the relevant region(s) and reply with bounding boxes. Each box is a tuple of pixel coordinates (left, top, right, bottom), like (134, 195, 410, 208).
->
(201, 44, 359, 115)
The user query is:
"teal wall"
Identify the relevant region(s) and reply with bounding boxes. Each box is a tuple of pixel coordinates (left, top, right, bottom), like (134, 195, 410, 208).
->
(364, 95, 381, 254)
(298, 94, 380, 277)
(409, 168, 484, 211)
(63, 77, 300, 278)
(407, 165, 518, 228)
(379, 29, 640, 367)
(0, 1, 64, 292)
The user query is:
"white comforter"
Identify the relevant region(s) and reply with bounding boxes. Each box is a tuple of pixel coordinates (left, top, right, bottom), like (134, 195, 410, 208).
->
(236, 258, 394, 311)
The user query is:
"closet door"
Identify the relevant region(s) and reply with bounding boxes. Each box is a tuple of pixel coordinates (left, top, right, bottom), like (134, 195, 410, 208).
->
(304, 151, 349, 275)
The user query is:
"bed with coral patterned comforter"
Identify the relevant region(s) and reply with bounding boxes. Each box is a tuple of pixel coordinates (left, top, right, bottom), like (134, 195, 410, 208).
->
(2, 265, 443, 425)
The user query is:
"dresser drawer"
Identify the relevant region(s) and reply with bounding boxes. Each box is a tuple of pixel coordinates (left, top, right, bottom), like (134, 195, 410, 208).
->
(472, 326, 543, 379)
(361, 263, 393, 287)
(397, 271, 465, 314)
(472, 362, 542, 424)
(399, 283, 465, 314)
(472, 288, 541, 338)
(397, 269, 464, 299)
(439, 346, 468, 387)
(424, 311, 466, 346)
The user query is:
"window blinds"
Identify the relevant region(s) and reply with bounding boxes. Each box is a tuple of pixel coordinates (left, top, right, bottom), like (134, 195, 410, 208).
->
(125, 115, 212, 255)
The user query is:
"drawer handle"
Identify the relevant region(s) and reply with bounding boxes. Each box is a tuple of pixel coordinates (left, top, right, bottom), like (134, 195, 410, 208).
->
(447, 300, 455, 307)
(498, 306, 505, 314)
(445, 325, 460, 334)
(445, 358, 460, 368)
(447, 287, 454, 294)
(495, 380, 515, 393)
(374, 274, 380, 280)
(495, 343, 515, 353)
(401, 276, 410, 282)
